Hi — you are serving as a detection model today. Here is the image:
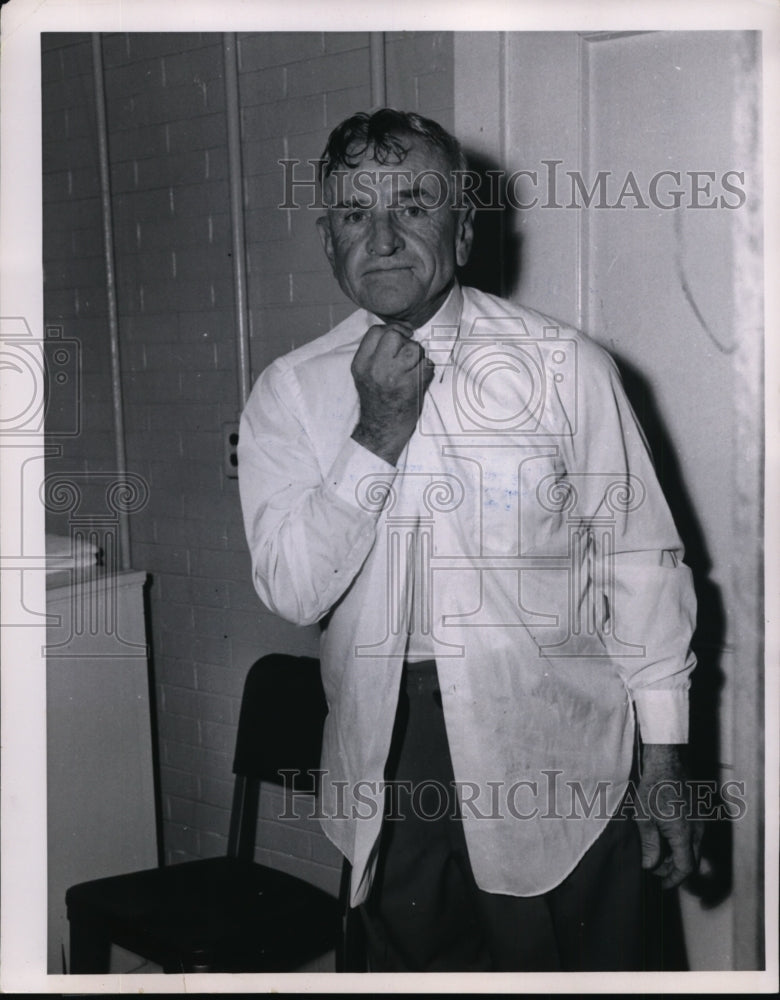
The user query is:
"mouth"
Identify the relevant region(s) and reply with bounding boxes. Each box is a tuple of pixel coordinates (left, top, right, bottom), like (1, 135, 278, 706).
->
(362, 265, 413, 276)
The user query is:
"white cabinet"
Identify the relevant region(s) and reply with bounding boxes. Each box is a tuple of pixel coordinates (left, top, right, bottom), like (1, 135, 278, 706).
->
(46, 568, 158, 973)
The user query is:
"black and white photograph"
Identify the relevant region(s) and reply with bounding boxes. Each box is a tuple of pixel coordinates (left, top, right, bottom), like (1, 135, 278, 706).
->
(0, 0, 777, 993)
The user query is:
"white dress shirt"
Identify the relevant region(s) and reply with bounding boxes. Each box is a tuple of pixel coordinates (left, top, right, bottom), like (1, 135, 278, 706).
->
(238, 284, 697, 905)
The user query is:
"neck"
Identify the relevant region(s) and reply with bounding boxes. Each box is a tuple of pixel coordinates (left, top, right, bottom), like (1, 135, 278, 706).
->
(376, 280, 456, 331)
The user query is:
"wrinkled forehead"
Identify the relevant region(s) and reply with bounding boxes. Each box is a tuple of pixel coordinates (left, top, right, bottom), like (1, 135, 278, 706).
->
(321, 137, 455, 209)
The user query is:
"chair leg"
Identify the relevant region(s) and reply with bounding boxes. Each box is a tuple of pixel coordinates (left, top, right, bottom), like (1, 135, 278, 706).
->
(68, 919, 112, 974)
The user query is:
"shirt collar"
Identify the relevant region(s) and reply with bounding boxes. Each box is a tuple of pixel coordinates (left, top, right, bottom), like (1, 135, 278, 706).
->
(410, 282, 463, 347)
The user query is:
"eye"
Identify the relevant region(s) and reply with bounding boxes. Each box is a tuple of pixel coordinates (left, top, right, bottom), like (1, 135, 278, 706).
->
(345, 209, 367, 223)
(402, 205, 425, 218)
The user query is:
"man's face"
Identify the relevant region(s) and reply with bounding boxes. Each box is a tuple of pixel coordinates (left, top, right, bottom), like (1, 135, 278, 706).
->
(317, 135, 474, 329)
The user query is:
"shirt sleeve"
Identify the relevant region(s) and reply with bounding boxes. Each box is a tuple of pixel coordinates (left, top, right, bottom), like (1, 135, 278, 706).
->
(560, 341, 697, 744)
(238, 357, 397, 626)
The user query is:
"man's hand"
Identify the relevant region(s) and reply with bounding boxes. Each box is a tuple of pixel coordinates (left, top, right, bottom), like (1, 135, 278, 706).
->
(636, 743, 703, 889)
(351, 322, 435, 465)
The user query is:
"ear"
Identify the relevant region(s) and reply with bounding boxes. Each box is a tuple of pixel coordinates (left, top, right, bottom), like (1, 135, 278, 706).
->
(316, 215, 336, 272)
(455, 205, 475, 268)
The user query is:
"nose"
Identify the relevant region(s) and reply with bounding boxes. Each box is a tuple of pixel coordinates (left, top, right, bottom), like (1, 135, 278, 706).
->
(367, 212, 403, 256)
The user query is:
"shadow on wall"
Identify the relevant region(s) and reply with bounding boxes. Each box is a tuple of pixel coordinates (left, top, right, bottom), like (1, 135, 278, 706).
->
(456, 148, 522, 299)
(458, 152, 732, 971)
(615, 356, 731, 915)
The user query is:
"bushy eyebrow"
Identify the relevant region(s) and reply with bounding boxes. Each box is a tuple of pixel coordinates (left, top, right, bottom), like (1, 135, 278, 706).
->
(393, 184, 423, 202)
(328, 195, 373, 210)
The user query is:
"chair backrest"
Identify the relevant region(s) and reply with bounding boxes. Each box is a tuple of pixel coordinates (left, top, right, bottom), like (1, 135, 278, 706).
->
(228, 654, 327, 861)
(232, 654, 327, 791)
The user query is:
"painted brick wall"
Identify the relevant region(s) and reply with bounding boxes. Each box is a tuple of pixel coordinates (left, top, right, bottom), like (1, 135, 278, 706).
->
(42, 31, 454, 901)
(42, 36, 116, 539)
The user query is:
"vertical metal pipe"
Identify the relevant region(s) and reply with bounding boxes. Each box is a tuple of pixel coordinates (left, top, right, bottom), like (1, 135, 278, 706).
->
(222, 33, 252, 410)
(369, 32, 387, 107)
(91, 34, 131, 570)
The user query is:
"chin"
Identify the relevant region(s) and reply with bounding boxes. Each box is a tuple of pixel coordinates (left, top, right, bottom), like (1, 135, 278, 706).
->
(361, 293, 419, 321)
(355, 275, 421, 314)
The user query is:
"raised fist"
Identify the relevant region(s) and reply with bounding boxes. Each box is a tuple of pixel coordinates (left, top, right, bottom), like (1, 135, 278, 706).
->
(351, 322, 435, 465)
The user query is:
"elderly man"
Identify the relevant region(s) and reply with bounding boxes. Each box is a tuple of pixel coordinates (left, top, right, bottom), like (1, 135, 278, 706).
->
(238, 109, 699, 972)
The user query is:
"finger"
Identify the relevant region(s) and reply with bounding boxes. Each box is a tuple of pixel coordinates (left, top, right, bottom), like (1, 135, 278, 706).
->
(419, 356, 435, 389)
(636, 819, 662, 871)
(380, 333, 424, 370)
(383, 320, 415, 339)
(651, 821, 697, 888)
(354, 325, 390, 365)
(366, 323, 415, 357)
(663, 837, 696, 889)
(661, 857, 693, 889)
(399, 340, 426, 371)
(644, 847, 686, 887)
(365, 326, 409, 357)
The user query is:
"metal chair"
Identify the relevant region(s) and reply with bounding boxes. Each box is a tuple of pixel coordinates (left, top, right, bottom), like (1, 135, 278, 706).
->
(65, 654, 348, 973)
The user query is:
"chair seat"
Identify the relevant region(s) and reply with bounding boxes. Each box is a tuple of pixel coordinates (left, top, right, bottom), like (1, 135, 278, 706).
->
(66, 856, 340, 973)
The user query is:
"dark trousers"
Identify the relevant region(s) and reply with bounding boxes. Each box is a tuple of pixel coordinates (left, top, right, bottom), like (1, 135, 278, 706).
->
(359, 661, 644, 972)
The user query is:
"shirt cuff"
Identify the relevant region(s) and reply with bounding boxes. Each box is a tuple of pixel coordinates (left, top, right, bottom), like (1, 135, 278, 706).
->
(326, 436, 398, 515)
(633, 689, 689, 744)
